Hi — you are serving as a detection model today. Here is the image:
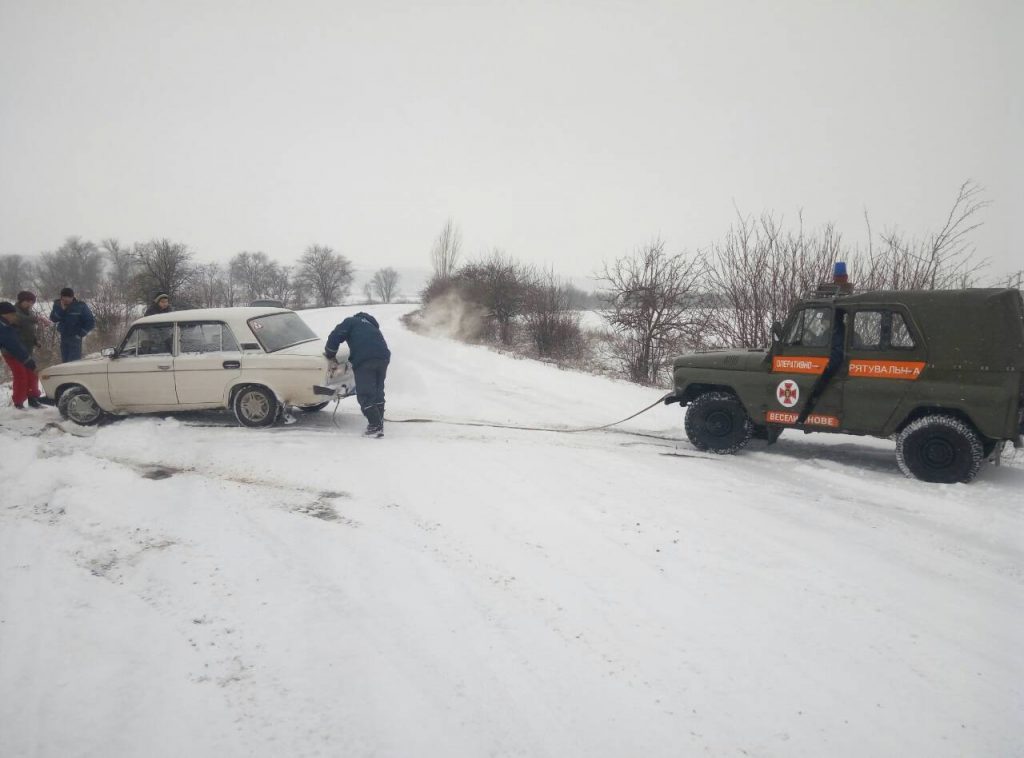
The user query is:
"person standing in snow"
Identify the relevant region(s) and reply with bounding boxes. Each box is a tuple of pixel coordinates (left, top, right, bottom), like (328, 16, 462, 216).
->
(49, 287, 95, 363)
(324, 312, 391, 437)
(0, 301, 40, 409)
(144, 293, 173, 316)
(4, 291, 46, 408)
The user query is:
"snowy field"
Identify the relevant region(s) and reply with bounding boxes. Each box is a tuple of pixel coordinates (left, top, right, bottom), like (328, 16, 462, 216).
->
(1, 304, 1022, 758)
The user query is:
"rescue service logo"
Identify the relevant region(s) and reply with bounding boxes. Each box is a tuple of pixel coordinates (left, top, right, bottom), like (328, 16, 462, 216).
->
(772, 356, 827, 375)
(848, 360, 926, 380)
(776, 380, 799, 408)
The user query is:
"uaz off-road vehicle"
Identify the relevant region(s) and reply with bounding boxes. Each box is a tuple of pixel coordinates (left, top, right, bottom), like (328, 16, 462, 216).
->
(666, 285, 1024, 483)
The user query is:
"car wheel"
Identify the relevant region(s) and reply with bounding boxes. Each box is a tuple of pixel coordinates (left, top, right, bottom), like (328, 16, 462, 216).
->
(684, 391, 753, 454)
(896, 415, 983, 483)
(233, 385, 279, 428)
(298, 401, 331, 413)
(57, 386, 104, 426)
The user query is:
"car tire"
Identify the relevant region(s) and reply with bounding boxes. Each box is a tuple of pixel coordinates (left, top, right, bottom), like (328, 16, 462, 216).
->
(298, 401, 331, 413)
(896, 415, 983, 483)
(57, 386, 104, 426)
(684, 391, 753, 454)
(232, 385, 279, 428)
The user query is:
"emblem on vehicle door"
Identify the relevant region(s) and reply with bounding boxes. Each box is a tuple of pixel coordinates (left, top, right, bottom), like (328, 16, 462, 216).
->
(776, 380, 799, 408)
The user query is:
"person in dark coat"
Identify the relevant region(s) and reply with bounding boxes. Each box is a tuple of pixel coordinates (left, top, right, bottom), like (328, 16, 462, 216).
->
(49, 287, 95, 363)
(6, 291, 44, 407)
(0, 301, 39, 409)
(325, 312, 391, 436)
(144, 293, 173, 316)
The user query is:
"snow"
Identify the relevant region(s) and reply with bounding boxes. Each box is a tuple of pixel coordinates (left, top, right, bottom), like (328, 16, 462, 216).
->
(1, 304, 1022, 757)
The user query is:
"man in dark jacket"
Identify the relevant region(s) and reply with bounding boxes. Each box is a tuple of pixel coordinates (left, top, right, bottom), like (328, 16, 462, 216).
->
(325, 312, 391, 436)
(7, 292, 45, 407)
(0, 301, 39, 409)
(49, 287, 95, 362)
(144, 293, 173, 316)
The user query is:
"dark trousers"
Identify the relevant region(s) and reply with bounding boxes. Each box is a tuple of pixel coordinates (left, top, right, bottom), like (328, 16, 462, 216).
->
(354, 358, 388, 425)
(60, 337, 83, 363)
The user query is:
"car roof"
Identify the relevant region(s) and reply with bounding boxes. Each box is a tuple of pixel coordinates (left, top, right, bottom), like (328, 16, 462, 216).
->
(134, 307, 293, 325)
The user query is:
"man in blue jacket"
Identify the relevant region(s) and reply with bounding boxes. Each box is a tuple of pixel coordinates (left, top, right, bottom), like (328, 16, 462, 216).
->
(49, 287, 95, 362)
(325, 312, 391, 437)
(0, 302, 39, 408)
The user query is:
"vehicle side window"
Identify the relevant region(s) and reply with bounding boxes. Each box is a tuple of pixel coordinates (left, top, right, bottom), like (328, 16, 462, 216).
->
(784, 307, 832, 347)
(889, 313, 916, 348)
(119, 324, 174, 357)
(179, 322, 240, 354)
(852, 311, 883, 349)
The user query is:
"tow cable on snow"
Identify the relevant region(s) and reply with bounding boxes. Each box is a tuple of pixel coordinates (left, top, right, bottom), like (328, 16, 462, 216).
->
(329, 392, 675, 436)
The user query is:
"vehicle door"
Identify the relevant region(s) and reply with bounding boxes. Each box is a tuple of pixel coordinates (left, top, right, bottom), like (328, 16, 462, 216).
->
(767, 305, 845, 429)
(173, 321, 242, 406)
(108, 323, 178, 408)
(842, 308, 926, 432)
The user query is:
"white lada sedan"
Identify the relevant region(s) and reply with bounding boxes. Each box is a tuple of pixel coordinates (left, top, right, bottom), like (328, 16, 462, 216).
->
(39, 307, 353, 427)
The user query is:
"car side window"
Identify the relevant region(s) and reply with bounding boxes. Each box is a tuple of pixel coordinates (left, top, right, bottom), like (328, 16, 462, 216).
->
(889, 313, 916, 348)
(178, 322, 240, 354)
(852, 311, 883, 349)
(784, 307, 832, 347)
(119, 324, 174, 357)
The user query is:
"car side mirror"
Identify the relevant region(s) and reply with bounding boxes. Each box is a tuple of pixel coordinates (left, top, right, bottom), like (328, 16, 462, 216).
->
(101, 347, 117, 358)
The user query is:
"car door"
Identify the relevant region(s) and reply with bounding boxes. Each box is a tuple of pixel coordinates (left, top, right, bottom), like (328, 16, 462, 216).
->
(173, 321, 242, 407)
(108, 323, 179, 408)
(842, 308, 926, 432)
(767, 305, 845, 429)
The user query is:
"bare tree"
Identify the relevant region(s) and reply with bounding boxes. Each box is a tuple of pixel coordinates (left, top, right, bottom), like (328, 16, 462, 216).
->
(855, 181, 988, 290)
(455, 250, 530, 345)
(704, 211, 839, 348)
(132, 239, 195, 304)
(363, 281, 375, 303)
(600, 239, 710, 384)
(371, 267, 400, 303)
(0, 254, 35, 297)
(524, 267, 584, 358)
(34, 236, 104, 299)
(430, 218, 462, 281)
(296, 245, 353, 307)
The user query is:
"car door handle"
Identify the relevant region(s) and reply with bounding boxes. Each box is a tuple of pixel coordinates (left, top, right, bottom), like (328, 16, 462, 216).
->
(158, 364, 171, 370)
(222, 360, 241, 369)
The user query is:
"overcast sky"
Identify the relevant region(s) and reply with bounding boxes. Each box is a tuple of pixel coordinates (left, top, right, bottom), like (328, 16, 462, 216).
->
(1, 0, 1020, 283)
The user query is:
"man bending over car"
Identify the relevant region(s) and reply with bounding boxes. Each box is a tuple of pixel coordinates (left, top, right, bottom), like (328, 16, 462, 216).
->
(325, 312, 391, 437)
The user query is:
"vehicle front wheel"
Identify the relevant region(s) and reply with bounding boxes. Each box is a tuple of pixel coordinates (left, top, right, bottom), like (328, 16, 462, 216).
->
(684, 391, 753, 454)
(58, 386, 104, 426)
(233, 385, 279, 428)
(896, 415, 983, 483)
(298, 401, 331, 413)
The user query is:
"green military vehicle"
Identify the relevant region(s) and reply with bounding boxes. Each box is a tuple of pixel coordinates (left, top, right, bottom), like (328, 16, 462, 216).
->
(666, 284, 1024, 483)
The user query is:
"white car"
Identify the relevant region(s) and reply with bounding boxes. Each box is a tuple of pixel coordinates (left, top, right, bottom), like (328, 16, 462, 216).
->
(39, 307, 353, 427)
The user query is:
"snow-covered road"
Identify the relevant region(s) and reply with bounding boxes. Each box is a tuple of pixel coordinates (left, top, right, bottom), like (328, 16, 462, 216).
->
(2, 304, 1022, 757)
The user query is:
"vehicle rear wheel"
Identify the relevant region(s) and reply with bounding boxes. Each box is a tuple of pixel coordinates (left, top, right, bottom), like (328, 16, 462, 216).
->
(233, 385, 279, 428)
(57, 386, 104, 426)
(684, 391, 753, 454)
(896, 415, 983, 483)
(298, 401, 331, 412)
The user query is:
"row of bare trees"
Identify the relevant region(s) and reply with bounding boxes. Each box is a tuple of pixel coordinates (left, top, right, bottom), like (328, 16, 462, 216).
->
(1, 238, 404, 364)
(423, 183, 996, 385)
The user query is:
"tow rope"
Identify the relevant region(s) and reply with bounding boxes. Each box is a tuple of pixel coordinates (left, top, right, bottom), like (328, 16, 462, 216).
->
(331, 392, 674, 435)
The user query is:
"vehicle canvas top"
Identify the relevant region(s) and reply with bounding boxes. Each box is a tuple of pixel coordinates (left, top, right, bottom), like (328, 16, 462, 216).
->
(812, 288, 1024, 370)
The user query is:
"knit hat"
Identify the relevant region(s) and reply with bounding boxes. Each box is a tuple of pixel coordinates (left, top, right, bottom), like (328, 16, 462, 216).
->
(154, 293, 170, 302)
(0, 302, 17, 315)
(60, 287, 74, 298)
(17, 290, 36, 302)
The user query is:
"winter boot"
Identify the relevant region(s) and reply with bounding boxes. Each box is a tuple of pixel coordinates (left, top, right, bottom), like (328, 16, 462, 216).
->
(14, 402, 24, 410)
(362, 405, 383, 437)
(27, 397, 42, 409)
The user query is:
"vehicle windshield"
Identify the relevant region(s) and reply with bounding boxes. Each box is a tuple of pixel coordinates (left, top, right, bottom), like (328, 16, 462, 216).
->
(247, 312, 318, 352)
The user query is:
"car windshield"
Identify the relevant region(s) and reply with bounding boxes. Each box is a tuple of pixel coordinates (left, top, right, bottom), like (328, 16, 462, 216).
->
(247, 312, 317, 352)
